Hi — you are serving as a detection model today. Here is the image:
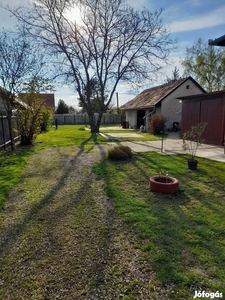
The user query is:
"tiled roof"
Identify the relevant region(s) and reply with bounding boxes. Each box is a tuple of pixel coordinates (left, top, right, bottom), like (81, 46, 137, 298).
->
(121, 77, 202, 110)
(40, 93, 55, 109)
(19, 93, 55, 109)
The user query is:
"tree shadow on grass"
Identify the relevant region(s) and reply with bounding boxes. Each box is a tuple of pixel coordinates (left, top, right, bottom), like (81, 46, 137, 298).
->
(78, 132, 108, 153)
(0, 143, 114, 298)
(94, 153, 196, 288)
(96, 152, 225, 294)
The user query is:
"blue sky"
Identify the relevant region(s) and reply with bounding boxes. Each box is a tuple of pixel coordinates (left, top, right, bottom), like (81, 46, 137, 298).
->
(0, 0, 224, 108)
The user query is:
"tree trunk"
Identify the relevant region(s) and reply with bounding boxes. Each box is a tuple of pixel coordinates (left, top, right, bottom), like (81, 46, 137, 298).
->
(88, 112, 97, 133)
(87, 111, 103, 133)
(96, 112, 103, 132)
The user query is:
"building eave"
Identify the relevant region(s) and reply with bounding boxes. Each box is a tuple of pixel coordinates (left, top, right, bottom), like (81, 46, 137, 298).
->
(177, 90, 225, 102)
(208, 35, 225, 46)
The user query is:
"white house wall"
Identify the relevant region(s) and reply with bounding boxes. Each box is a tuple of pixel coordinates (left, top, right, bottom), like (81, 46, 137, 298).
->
(125, 110, 137, 128)
(161, 78, 204, 130)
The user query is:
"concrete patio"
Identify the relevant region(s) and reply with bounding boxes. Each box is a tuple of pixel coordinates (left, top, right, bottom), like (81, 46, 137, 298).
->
(105, 131, 225, 163)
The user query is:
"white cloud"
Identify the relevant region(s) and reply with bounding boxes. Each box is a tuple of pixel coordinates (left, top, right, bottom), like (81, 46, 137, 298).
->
(187, 0, 202, 7)
(168, 5, 225, 33)
(126, 0, 147, 9)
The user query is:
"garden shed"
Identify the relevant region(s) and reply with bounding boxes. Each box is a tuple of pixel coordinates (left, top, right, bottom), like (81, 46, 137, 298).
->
(121, 76, 205, 131)
(179, 91, 225, 147)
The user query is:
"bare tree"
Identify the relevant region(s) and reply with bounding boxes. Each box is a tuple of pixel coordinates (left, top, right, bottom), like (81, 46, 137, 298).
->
(7, 0, 175, 132)
(78, 78, 109, 114)
(0, 29, 48, 150)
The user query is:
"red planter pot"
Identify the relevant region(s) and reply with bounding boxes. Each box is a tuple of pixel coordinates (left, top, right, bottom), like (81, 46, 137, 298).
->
(150, 175, 179, 194)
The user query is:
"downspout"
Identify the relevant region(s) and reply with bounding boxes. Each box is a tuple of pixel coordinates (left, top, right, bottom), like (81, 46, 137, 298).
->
(143, 106, 156, 131)
(143, 107, 156, 119)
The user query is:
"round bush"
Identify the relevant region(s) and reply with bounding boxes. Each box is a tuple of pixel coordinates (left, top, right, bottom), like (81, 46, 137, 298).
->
(149, 114, 167, 135)
(108, 145, 132, 161)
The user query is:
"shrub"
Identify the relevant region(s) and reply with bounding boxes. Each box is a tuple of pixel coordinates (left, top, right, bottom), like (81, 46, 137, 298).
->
(18, 94, 45, 145)
(182, 122, 207, 161)
(108, 145, 132, 161)
(41, 109, 53, 132)
(149, 114, 167, 135)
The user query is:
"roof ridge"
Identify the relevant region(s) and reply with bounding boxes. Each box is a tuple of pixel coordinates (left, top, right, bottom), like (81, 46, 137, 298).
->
(121, 76, 205, 110)
(140, 77, 187, 93)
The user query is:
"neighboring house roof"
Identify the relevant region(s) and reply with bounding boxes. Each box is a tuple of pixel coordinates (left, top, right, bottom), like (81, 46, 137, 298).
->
(19, 93, 55, 109)
(209, 34, 225, 46)
(121, 76, 206, 110)
(40, 93, 55, 109)
(0, 89, 55, 113)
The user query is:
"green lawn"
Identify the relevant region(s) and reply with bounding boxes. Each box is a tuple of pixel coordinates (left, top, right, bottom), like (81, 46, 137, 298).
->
(35, 125, 106, 150)
(35, 124, 162, 149)
(93, 152, 225, 299)
(0, 125, 159, 209)
(1, 124, 225, 299)
(0, 146, 34, 210)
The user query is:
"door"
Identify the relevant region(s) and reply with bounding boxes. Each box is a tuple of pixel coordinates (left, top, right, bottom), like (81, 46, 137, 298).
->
(137, 110, 145, 128)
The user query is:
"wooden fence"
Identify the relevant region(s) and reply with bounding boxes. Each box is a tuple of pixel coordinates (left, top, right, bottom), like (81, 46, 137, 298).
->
(53, 113, 122, 125)
(0, 113, 123, 149)
(0, 114, 20, 149)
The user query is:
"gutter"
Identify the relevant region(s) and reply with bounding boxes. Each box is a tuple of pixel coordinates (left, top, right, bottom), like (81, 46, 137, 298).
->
(208, 35, 225, 46)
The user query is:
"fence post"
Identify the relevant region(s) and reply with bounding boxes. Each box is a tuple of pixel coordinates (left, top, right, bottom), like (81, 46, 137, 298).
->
(55, 118, 58, 130)
(1, 113, 6, 150)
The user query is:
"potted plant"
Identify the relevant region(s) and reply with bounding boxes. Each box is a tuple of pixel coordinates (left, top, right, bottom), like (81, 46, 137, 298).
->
(182, 122, 207, 170)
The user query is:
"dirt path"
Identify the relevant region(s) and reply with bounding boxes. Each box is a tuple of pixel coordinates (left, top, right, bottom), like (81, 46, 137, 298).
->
(0, 145, 169, 300)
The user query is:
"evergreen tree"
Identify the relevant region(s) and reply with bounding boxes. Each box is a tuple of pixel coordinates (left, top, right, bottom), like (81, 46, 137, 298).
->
(55, 99, 69, 114)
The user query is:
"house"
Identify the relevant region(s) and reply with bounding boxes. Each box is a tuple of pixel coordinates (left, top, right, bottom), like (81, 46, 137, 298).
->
(1, 91, 55, 114)
(179, 91, 225, 147)
(39, 93, 55, 110)
(121, 76, 206, 131)
(0, 88, 26, 115)
(18, 93, 55, 110)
